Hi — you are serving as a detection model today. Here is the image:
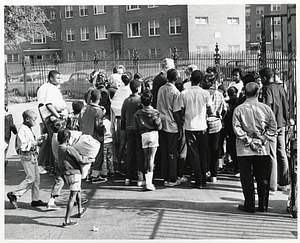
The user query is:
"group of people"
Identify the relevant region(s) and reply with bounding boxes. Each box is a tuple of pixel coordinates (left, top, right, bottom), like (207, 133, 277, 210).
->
(6, 58, 292, 227)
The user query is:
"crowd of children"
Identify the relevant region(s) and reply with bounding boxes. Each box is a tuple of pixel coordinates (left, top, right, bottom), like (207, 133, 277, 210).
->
(6, 62, 294, 227)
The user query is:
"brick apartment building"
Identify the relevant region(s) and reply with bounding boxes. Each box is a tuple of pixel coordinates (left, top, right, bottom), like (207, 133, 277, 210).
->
(5, 5, 245, 63)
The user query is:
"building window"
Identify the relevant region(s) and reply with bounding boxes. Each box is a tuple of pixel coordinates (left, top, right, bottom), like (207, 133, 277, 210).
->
(66, 28, 75, 42)
(195, 17, 208, 24)
(149, 49, 161, 59)
(7, 54, 19, 63)
(271, 4, 281, 11)
(80, 27, 89, 41)
(49, 9, 56, 19)
(52, 31, 57, 41)
(256, 20, 261, 28)
(94, 5, 106, 15)
(246, 21, 251, 29)
(127, 22, 141, 38)
(256, 6, 264, 15)
(79, 6, 88, 17)
(196, 46, 209, 52)
(81, 51, 90, 61)
(246, 33, 250, 41)
(65, 6, 73, 18)
(245, 8, 251, 16)
(227, 17, 239, 24)
(32, 34, 46, 44)
(169, 18, 181, 35)
(271, 17, 281, 25)
(126, 5, 140, 11)
(147, 5, 158, 8)
(228, 45, 240, 52)
(271, 31, 281, 40)
(256, 33, 262, 41)
(148, 20, 160, 36)
(95, 26, 107, 40)
(44, 54, 52, 61)
(37, 55, 43, 60)
(67, 52, 76, 61)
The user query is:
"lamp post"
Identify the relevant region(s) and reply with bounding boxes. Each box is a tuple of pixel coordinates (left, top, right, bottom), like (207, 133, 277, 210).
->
(22, 56, 29, 102)
(132, 49, 139, 73)
(214, 43, 221, 85)
(258, 40, 263, 70)
(93, 50, 100, 69)
(172, 47, 178, 69)
(54, 52, 60, 71)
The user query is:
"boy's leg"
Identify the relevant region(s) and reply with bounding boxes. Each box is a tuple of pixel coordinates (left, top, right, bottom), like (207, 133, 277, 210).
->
(106, 143, 114, 174)
(126, 130, 136, 181)
(136, 131, 144, 182)
(32, 160, 40, 202)
(64, 191, 77, 224)
(100, 144, 108, 177)
(76, 191, 82, 214)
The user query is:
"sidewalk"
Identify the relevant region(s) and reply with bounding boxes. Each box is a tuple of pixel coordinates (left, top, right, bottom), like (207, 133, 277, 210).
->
(4, 102, 298, 240)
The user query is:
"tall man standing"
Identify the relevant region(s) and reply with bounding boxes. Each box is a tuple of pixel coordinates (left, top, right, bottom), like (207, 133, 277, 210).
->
(259, 67, 289, 194)
(233, 82, 277, 213)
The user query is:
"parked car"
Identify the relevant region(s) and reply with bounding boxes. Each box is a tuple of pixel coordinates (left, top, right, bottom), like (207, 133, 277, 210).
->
(59, 70, 96, 98)
(7, 71, 46, 96)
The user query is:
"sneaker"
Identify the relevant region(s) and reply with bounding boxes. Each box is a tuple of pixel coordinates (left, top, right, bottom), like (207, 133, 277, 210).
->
(78, 207, 88, 218)
(31, 200, 47, 207)
(7, 192, 18, 208)
(235, 173, 240, 178)
(163, 181, 169, 187)
(146, 184, 156, 191)
(269, 190, 276, 195)
(211, 177, 217, 183)
(190, 182, 203, 189)
(178, 176, 188, 183)
(46, 204, 60, 210)
(125, 179, 131, 186)
(38, 166, 47, 174)
(137, 180, 145, 187)
(62, 221, 78, 228)
(167, 180, 181, 187)
(74, 198, 88, 206)
(92, 176, 107, 184)
(277, 185, 288, 191)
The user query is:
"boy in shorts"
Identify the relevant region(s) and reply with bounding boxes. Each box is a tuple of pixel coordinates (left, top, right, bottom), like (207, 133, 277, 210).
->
(57, 128, 88, 227)
(134, 90, 162, 190)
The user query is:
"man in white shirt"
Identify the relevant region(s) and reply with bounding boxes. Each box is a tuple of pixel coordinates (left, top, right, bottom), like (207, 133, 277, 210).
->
(228, 68, 244, 98)
(181, 70, 211, 189)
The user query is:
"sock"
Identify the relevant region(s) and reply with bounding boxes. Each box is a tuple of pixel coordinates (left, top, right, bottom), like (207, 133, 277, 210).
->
(48, 197, 55, 205)
(145, 173, 149, 186)
(148, 172, 153, 185)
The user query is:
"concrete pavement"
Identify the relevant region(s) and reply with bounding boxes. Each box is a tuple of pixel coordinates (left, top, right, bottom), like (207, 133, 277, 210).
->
(4, 102, 298, 240)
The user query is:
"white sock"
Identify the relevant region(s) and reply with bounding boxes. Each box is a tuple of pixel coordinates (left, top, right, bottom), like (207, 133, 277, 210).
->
(48, 197, 55, 205)
(148, 172, 153, 185)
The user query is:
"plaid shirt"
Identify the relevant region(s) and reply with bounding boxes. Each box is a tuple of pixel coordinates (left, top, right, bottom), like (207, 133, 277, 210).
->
(207, 89, 227, 134)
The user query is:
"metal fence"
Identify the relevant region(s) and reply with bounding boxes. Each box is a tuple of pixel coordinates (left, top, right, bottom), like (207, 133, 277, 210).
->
(5, 49, 296, 99)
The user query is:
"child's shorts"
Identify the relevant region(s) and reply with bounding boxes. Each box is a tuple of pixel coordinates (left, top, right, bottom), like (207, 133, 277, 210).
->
(64, 174, 81, 191)
(141, 131, 159, 149)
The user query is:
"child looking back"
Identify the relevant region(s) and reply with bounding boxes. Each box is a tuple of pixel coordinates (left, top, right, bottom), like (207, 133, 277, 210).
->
(67, 100, 84, 131)
(134, 90, 162, 190)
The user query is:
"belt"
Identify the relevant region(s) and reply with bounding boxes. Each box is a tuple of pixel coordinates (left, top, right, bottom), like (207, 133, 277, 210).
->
(115, 116, 121, 119)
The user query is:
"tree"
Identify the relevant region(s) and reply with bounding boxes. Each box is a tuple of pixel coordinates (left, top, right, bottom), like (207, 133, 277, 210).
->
(4, 6, 52, 49)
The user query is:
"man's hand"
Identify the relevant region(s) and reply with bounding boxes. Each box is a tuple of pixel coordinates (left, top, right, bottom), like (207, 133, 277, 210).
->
(250, 138, 263, 152)
(178, 128, 183, 141)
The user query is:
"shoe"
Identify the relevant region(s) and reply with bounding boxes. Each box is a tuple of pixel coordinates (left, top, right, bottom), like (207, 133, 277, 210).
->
(31, 200, 47, 207)
(235, 173, 240, 178)
(137, 180, 145, 187)
(256, 206, 267, 212)
(190, 182, 203, 189)
(211, 177, 217, 183)
(62, 221, 78, 228)
(92, 176, 107, 184)
(269, 190, 276, 195)
(178, 176, 188, 183)
(167, 180, 181, 187)
(7, 192, 18, 208)
(277, 185, 288, 191)
(125, 179, 131, 186)
(38, 166, 47, 174)
(74, 198, 88, 206)
(78, 207, 88, 218)
(238, 205, 255, 213)
(163, 181, 169, 187)
(46, 204, 60, 210)
(146, 184, 156, 191)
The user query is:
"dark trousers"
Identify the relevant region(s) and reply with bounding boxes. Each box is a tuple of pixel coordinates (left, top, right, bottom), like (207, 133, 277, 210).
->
(228, 130, 238, 170)
(126, 130, 144, 181)
(185, 130, 208, 186)
(159, 131, 178, 182)
(207, 131, 220, 177)
(238, 156, 271, 211)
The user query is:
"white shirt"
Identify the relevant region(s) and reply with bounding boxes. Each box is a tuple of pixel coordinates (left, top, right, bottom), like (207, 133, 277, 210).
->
(110, 86, 131, 116)
(181, 86, 211, 131)
(37, 82, 67, 111)
(228, 81, 244, 98)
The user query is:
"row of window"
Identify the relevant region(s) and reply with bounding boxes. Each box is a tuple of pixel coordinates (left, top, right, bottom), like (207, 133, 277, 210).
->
(246, 31, 282, 42)
(246, 17, 282, 29)
(245, 4, 282, 16)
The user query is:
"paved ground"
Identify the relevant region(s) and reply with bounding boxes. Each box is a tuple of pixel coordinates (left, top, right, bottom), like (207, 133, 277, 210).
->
(4, 102, 298, 241)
